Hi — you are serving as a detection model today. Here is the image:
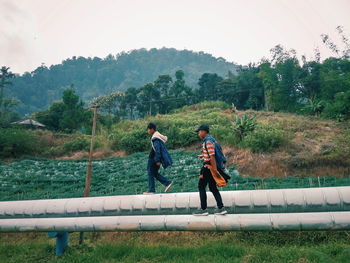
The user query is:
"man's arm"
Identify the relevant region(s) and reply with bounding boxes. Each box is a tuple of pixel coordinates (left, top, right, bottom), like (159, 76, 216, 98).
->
(206, 141, 218, 174)
(153, 140, 162, 166)
(210, 155, 218, 173)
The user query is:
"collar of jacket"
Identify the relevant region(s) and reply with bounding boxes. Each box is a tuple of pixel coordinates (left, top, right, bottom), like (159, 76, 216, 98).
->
(202, 135, 214, 143)
(151, 131, 168, 143)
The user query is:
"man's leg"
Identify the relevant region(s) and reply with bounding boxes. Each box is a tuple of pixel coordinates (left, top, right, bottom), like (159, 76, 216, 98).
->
(152, 163, 171, 187)
(147, 159, 156, 192)
(207, 169, 224, 209)
(198, 169, 209, 210)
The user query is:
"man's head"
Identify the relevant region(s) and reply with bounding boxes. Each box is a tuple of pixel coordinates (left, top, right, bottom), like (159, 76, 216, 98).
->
(195, 124, 209, 139)
(147, 122, 157, 135)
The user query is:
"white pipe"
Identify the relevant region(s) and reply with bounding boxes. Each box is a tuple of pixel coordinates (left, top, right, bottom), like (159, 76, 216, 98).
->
(1, 212, 349, 232)
(1, 186, 349, 218)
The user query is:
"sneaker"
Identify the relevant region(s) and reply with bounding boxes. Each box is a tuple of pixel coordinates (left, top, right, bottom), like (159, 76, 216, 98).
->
(143, 191, 155, 195)
(164, 182, 174, 193)
(193, 209, 209, 216)
(214, 207, 227, 215)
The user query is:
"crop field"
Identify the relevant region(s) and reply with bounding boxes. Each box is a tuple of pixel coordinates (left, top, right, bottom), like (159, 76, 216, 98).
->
(1, 150, 350, 201)
(1, 150, 350, 263)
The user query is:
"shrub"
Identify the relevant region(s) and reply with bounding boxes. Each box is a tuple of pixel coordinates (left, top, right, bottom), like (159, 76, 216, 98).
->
(44, 146, 65, 157)
(119, 129, 149, 154)
(0, 128, 42, 157)
(301, 99, 325, 116)
(241, 126, 287, 153)
(322, 90, 350, 121)
(233, 114, 257, 141)
(63, 136, 90, 152)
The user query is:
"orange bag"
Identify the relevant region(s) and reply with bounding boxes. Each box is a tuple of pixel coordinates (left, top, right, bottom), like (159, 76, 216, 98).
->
(204, 164, 227, 187)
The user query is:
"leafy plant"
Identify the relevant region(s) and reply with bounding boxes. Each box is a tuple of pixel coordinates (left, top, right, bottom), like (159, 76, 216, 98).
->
(232, 114, 257, 141)
(241, 126, 287, 153)
(63, 136, 90, 152)
(302, 99, 325, 116)
(0, 128, 42, 157)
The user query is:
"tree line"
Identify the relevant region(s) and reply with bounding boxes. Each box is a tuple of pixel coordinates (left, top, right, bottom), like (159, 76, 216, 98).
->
(86, 44, 350, 122)
(8, 48, 236, 115)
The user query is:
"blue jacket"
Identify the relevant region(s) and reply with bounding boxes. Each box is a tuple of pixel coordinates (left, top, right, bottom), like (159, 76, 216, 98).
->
(202, 135, 227, 169)
(151, 138, 173, 169)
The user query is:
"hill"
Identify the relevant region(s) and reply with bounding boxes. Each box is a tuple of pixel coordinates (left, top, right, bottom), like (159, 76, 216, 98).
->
(8, 48, 238, 115)
(1, 102, 349, 179)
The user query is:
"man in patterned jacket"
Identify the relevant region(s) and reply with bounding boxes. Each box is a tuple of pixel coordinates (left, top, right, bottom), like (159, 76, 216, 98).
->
(193, 124, 227, 216)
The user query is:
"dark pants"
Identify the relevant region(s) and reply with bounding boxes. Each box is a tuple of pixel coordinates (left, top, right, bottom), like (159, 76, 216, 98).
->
(147, 158, 171, 192)
(198, 166, 224, 210)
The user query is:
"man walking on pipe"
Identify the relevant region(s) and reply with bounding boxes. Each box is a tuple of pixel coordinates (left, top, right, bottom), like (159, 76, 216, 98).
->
(193, 124, 230, 215)
(144, 122, 174, 194)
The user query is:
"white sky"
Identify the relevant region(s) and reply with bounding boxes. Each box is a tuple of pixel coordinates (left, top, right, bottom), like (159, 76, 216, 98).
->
(1, 0, 350, 74)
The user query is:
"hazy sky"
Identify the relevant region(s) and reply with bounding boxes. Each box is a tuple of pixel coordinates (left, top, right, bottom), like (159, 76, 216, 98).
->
(1, 0, 350, 74)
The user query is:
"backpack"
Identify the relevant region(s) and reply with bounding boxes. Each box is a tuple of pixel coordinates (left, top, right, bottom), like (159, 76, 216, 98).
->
(203, 136, 227, 168)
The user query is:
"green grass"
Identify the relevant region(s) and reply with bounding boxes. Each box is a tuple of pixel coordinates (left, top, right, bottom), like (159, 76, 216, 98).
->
(1, 231, 350, 263)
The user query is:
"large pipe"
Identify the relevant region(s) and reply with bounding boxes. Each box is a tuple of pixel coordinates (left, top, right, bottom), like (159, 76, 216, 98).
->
(0, 186, 349, 219)
(1, 212, 349, 232)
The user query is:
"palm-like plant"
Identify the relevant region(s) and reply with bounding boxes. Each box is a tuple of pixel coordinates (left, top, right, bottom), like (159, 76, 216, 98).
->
(233, 114, 257, 141)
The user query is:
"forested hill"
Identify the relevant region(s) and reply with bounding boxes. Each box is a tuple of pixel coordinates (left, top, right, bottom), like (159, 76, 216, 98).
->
(9, 48, 238, 115)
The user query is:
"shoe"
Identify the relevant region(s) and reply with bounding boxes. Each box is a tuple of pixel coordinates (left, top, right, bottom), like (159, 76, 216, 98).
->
(192, 209, 209, 216)
(143, 191, 155, 195)
(214, 207, 227, 215)
(164, 182, 174, 192)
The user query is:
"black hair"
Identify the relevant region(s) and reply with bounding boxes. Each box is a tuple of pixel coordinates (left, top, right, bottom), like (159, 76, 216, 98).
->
(147, 122, 157, 130)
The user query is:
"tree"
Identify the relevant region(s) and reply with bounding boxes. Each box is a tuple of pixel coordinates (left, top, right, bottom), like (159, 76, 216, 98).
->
(60, 85, 85, 132)
(136, 83, 160, 116)
(299, 61, 322, 102)
(169, 70, 193, 109)
(197, 73, 223, 101)
(91, 91, 125, 120)
(322, 89, 350, 121)
(124, 87, 139, 119)
(35, 86, 85, 132)
(0, 67, 18, 126)
(35, 101, 65, 130)
(154, 74, 172, 114)
(257, 45, 302, 112)
(321, 26, 350, 59)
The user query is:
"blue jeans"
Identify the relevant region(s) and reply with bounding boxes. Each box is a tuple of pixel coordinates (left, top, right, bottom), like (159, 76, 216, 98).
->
(147, 158, 171, 192)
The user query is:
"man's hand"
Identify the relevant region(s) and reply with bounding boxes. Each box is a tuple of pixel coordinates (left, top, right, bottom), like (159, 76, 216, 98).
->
(156, 162, 161, 166)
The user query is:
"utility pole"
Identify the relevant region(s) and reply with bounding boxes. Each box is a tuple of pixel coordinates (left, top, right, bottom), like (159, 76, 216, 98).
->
(80, 105, 99, 244)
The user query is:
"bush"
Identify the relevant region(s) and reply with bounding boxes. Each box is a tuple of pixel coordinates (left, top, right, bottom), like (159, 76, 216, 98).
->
(44, 146, 65, 157)
(63, 136, 90, 152)
(109, 102, 234, 154)
(233, 114, 257, 141)
(119, 129, 149, 154)
(241, 126, 287, 153)
(322, 90, 350, 121)
(0, 128, 42, 157)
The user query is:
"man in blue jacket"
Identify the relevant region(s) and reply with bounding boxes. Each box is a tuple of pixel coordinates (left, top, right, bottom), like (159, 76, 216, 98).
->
(144, 123, 174, 194)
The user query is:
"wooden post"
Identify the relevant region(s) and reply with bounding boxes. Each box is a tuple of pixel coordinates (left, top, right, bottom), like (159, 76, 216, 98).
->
(80, 105, 99, 244)
(84, 105, 99, 197)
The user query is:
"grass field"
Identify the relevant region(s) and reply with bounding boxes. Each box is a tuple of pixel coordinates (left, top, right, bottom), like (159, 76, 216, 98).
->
(1, 151, 350, 262)
(1, 231, 350, 263)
